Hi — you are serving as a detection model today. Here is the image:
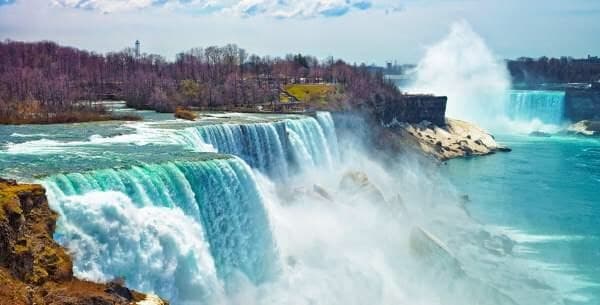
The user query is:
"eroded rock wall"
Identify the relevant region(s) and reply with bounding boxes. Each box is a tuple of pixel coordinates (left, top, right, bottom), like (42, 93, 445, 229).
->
(376, 95, 447, 127)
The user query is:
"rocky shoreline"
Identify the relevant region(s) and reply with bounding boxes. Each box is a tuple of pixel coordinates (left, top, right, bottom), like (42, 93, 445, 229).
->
(0, 178, 167, 305)
(566, 120, 600, 136)
(378, 118, 510, 161)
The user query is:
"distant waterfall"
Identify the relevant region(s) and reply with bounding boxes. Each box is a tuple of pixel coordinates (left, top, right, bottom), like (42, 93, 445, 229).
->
(507, 90, 566, 125)
(43, 157, 278, 304)
(182, 112, 338, 178)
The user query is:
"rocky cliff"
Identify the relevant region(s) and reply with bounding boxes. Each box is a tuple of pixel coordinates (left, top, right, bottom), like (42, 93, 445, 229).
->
(375, 119, 510, 161)
(332, 101, 507, 161)
(0, 178, 166, 305)
(566, 120, 600, 136)
(373, 94, 447, 126)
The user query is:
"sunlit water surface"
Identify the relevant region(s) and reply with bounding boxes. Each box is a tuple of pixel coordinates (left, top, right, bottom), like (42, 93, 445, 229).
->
(443, 134, 600, 304)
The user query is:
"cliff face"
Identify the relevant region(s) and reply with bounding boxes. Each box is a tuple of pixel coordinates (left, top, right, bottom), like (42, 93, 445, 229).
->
(0, 178, 166, 305)
(565, 88, 600, 122)
(375, 95, 447, 127)
(331, 110, 508, 161)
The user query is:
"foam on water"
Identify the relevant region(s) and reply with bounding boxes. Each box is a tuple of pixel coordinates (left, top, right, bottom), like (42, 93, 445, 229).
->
(4, 121, 214, 155)
(10, 132, 51, 138)
(6, 109, 591, 304)
(47, 190, 223, 303)
(507, 90, 566, 125)
(43, 158, 278, 303)
(492, 226, 586, 244)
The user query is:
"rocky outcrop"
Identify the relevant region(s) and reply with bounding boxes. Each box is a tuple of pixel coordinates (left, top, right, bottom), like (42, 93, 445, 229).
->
(0, 178, 167, 305)
(174, 107, 197, 121)
(379, 119, 510, 161)
(566, 120, 600, 136)
(339, 171, 386, 203)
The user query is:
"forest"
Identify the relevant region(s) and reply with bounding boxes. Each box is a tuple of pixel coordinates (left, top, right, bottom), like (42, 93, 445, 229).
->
(507, 56, 600, 85)
(0, 40, 400, 123)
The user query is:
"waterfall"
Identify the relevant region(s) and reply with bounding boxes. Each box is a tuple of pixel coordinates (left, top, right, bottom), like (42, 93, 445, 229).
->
(181, 113, 338, 178)
(507, 90, 566, 125)
(32, 112, 347, 304)
(43, 157, 278, 304)
(182, 122, 289, 179)
(315, 112, 340, 161)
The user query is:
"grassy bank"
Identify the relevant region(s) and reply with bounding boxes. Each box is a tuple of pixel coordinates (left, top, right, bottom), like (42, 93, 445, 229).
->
(0, 107, 142, 125)
(281, 84, 336, 104)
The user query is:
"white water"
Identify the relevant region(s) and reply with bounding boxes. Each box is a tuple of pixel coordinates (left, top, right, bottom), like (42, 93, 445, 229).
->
(183, 113, 338, 179)
(408, 21, 568, 134)
(408, 21, 511, 130)
(44, 158, 278, 304)
(36, 111, 571, 305)
(4, 121, 215, 155)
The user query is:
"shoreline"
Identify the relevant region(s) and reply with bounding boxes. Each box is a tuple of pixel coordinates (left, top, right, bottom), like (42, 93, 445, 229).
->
(0, 113, 142, 125)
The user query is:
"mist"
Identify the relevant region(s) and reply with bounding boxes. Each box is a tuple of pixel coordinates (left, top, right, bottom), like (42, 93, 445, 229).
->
(218, 114, 570, 305)
(407, 21, 511, 131)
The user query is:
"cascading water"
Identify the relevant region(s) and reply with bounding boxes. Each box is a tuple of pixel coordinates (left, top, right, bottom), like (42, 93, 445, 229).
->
(507, 90, 566, 125)
(181, 113, 338, 179)
(182, 122, 289, 179)
(0, 109, 572, 304)
(43, 157, 278, 304)
(29, 112, 343, 304)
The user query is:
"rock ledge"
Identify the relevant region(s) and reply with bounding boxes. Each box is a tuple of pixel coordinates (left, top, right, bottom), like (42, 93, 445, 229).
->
(381, 118, 510, 161)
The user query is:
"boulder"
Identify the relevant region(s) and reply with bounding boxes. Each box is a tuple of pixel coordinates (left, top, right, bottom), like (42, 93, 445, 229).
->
(339, 171, 385, 203)
(387, 118, 510, 161)
(566, 120, 600, 136)
(313, 184, 334, 202)
(529, 131, 552, 137)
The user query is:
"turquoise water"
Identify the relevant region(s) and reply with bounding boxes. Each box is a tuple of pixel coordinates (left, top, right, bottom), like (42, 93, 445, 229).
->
(0, 110, 343, 304)
(443, 134, 600, 304)
(0, 106, 314, 180)
(2, 103, 599, 304)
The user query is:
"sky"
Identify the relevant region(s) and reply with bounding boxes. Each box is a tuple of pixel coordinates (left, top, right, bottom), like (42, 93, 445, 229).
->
(0, 0, 599, 64)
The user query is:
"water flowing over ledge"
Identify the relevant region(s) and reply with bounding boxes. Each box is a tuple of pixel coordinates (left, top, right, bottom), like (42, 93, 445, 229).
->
(43, 157, 278, 303)
(507, 90, 566, 126)
(180, 112, 339, 179)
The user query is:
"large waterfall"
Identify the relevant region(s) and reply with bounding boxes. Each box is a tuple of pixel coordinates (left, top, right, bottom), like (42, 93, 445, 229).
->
(43, 157, 278, 304)
(1, 109, 571, 304)
(181, 113, 338, 179)
(37, 112, 340, 304)
(507, 90, 566, 125)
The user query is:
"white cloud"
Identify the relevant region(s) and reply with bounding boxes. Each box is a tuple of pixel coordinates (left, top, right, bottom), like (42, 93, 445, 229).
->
(226, 0, 372, 18)
(50, 0, 375, 17)
(52, 0, 156, 13)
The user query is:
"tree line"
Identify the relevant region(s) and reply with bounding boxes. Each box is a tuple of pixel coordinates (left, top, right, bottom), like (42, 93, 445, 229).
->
(507, 56, 600, 85)
(0, 40, 401, 123)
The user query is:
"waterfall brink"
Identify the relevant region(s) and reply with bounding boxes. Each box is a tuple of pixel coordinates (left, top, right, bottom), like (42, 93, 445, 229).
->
(182, 113, 338, 178)
(507, 90, 566, 125)
(183, 122, 289, 179)
(43, 157, 278, 303)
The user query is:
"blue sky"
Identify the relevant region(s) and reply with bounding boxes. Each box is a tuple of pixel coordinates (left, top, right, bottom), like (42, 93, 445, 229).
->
(0, 0, 599, 64)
